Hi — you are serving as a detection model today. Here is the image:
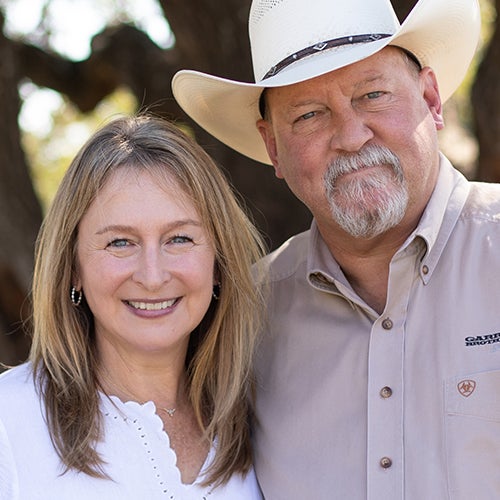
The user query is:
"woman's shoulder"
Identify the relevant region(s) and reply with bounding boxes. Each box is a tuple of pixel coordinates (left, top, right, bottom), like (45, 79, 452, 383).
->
(0, 361, 33, 387)
(0, 362, 38, 415)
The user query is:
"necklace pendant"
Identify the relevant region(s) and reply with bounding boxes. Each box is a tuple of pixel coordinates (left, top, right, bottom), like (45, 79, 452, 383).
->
(163, 408, 176, 417)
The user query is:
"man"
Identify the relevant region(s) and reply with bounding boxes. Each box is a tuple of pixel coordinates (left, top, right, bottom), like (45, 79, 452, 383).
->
(172, 0, 500, 498)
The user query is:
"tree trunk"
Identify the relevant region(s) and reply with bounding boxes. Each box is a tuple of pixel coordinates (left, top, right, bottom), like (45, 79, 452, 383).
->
(471, 0, 500, 181)
(159, 0, 312, 248)
(0, 13, 43, 367)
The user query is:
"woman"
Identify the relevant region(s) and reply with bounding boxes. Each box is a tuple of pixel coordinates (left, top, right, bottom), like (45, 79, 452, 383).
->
(0, 115, 266, 499)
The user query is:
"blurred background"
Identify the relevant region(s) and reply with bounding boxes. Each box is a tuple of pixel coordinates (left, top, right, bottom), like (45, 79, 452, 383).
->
(0, 0, 498, 366)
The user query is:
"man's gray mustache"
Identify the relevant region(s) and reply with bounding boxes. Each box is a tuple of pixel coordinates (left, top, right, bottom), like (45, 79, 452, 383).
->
(326, 145, 403, 185)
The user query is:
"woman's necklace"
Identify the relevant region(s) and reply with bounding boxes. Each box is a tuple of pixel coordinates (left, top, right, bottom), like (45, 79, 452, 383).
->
(159, 407, 176, 417)
(99, 369, 180, 418)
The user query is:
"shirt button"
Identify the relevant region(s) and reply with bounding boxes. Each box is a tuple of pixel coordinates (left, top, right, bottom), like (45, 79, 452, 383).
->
(380, 386, 393, 398)
(381, 318, 393, 330)
(422, 265, 429, 275)
(380, 457, 393, 469)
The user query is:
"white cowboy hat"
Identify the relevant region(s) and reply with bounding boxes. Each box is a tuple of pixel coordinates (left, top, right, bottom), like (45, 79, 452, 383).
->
(172, 0, 481, 165)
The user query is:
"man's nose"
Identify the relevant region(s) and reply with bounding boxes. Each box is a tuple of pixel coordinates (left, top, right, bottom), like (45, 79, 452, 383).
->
(329, 112, 374, 153)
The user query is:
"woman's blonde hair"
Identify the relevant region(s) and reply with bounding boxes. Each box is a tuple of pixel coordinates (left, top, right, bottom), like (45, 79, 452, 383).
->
(30, 114, 266, 486)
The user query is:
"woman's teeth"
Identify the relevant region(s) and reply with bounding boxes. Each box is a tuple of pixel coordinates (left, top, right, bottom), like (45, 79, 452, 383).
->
(127, 299, 176, 311)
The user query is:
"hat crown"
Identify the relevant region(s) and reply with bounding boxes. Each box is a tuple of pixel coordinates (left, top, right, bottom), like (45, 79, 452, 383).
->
(172, 0, 481, 165)
(249, 0, 401, 82)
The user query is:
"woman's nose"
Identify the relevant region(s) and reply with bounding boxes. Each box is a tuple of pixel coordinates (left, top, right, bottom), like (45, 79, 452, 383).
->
(132, 248, 171, 291)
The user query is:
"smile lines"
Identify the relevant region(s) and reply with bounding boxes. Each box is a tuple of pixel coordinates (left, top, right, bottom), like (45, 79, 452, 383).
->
(127, 299, 177, 311)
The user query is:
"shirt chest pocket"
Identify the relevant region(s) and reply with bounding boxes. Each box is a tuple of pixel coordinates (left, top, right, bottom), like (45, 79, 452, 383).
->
(445, 370, 500, 499)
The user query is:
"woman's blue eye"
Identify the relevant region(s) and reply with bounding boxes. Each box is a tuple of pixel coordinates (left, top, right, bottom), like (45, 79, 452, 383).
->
(108, 239, 129, 248)
(170, 235, 193, 244)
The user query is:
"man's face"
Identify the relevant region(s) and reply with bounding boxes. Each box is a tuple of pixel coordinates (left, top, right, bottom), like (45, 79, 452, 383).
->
(257, 47, 444, 240)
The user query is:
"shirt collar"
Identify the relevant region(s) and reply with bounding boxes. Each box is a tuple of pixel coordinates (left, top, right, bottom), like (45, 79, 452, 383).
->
(307, 153, 470, 289)
(411, 153, 470, 283)
(307, 221, 346, 293)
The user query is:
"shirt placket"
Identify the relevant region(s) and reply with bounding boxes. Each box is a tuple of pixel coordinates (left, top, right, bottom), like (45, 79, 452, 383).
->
(366, 243, 420, 500)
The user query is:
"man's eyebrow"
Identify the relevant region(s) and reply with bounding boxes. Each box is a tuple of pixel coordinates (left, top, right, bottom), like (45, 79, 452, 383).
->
(356, 73, 386, 85)
(287, 99, 318, 109)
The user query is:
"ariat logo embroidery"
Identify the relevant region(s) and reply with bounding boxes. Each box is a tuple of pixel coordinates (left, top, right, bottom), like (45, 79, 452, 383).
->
(457, 379, 476, 397)
(464, 332, 500, 347)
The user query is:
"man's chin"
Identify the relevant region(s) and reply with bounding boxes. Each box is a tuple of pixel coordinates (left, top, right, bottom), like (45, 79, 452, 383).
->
(330, 201, 408, 239)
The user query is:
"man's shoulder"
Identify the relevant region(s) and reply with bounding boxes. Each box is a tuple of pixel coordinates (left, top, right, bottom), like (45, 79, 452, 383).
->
(257, 229, 311, 283)
(462, 181, 500, 220)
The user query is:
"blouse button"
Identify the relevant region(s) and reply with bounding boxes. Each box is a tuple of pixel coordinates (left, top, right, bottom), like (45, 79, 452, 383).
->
(380, 386, 393, 398)
(382, 318, 393, 330)
(380, 457, 393, 469)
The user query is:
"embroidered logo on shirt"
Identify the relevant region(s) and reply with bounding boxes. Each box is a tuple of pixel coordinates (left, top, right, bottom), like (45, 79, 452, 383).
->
(457, 379, 476, 397)
(464, 332, 500, 347)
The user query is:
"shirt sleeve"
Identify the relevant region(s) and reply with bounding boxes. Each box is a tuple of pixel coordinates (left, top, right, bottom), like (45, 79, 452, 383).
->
(0, 418, 18, 500)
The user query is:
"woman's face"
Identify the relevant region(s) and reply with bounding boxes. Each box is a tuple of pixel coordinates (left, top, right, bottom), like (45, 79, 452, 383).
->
(75, 167, 216, 363)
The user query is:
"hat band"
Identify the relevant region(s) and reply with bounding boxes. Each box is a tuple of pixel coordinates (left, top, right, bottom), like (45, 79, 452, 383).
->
(262, 33, 391, 80)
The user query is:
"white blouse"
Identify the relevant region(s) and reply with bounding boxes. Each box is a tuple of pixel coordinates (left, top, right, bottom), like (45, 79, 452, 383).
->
(0, 363, 262, 500)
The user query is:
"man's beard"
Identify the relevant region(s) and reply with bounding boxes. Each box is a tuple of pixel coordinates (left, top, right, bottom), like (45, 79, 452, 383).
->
(324, 144, 409, 239)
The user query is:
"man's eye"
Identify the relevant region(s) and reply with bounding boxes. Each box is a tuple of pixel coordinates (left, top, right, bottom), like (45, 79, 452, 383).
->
(366, 91, 384, 99)
(299, 111, 316, 121)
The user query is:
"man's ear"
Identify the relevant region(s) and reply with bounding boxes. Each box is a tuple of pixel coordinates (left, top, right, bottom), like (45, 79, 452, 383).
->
(420, 67, 444, 130)
(257, 118, 284, 178)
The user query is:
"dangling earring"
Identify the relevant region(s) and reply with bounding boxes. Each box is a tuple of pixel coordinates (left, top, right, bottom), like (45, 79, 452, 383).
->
(212, 283, 221, 301)
(71, 287, 83, 306)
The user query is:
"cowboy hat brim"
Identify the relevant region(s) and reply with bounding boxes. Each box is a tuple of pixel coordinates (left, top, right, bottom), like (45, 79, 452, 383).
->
(172, 0, 480, 165)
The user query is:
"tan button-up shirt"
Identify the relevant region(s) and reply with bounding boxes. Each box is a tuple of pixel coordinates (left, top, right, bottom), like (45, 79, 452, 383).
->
(254, 155, 500, 500)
